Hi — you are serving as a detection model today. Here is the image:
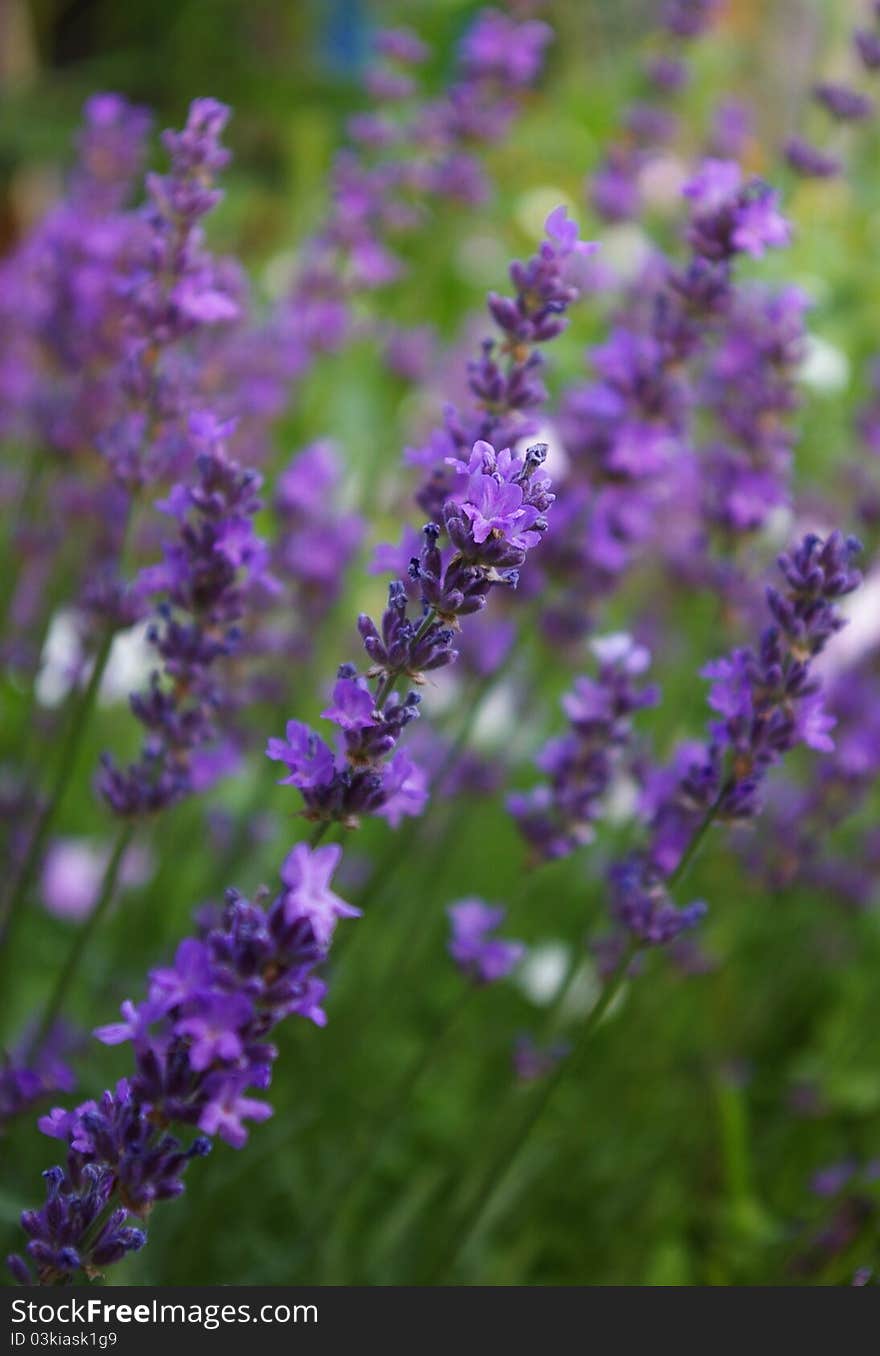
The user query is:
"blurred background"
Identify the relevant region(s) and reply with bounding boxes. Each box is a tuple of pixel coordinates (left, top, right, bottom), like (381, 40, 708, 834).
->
(0, 0, 861, 253)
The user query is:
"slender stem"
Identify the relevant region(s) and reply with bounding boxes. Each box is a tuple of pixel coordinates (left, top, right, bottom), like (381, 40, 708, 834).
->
(306, 989, 476, 1267)
(0, 629, 116, 952)
(420, 785, 727, 1280)
(0, 452, 46, 639)
(667, 786, 727, 890)
(424, 941, 639, 1282)
(309, 821, 330, 848)
(28, 822, 135, 1059)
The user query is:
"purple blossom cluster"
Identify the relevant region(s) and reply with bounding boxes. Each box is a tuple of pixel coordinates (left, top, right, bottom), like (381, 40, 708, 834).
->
(405, 205, 592, 520)
(595, 534, 863, 956)
(246, 442, 366, 682)
(447, 900, 525, 985)
(509, 634, 658, 861)
(740, 659, 880, 908)
(91, 96, 243, 543)
(699, 284, 808, 538)
(98, 417, 274, 816)
(544, 159, 794, 641)
(589, 0, 721, 226)
(0, 1026, 76, 1133)
(784, 10, 878, 180)
(8, 843, 353, 1284)
(682, 160, 790, 262)
(265, 206, 590, 833)
(277, 9, 553, 392)
(268, 435, 554, 830)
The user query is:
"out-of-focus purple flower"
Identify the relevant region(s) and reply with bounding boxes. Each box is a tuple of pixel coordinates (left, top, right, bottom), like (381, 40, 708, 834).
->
(509, 634, 658, 862)
(40, 837, 152, 921)
(683, 159, 790, 261)
(855, 27, 880, 70)
(783, 136, 841, 179)
(709, 100, 752, 159)
(0, 1025, 77, 1131)
(811, 1160, 857, 1198)
(512, 1033, 569, 1082)
(661, 0, 720, 40)
(447, 900, 525, 984)
(459, 9, 553, 87)
(99, 417, 272, 818)
(610, 858, 706, 946)
(625, 102, 680, 146)
(645, 55, 690, 93)
(600, 535, 863, 956)
(74, 94, 153, 210)
(813, 82, 874, 122)
(589, 149, 641, 224)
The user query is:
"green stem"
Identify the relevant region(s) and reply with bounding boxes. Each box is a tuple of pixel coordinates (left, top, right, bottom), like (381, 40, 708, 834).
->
(0, 629, 116, 953)
(419, 781, 728, 1281)
(28, 822, 135, 1059)
(667, 787, 726, 890)
(307, 989, 476, 1268)
(423, 941, 638, 1282)
(309, 821, 330, 848)
(0, 452, 46, 639)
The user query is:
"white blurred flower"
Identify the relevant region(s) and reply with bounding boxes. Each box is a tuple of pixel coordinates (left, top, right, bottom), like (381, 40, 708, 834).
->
(799, 334, 850, 394)
(515, 941, 570, 1006)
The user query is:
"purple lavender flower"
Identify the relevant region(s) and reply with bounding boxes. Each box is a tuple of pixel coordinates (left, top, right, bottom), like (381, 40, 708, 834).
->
(599, 535, 863, 955)
(855, 27, 880, 70)
(709, 100, 753, 159)
(459, 9, 553, 87)
(99, 416, 273, 817)
(407, 208, 589, 525)
(589, 149, 641, 225)
(10, 844, 352, 1283)
(683, 159, 790, 261)
(699, 284, 808, 535)
(374, 27, 429, 65)
(812, 82, 874, 122)
(1, 1026, 77, 1132)
(645, 55, 690, 93)
(509, 635, 658, 861)
(447, 900, 525, 984)
(811, 1160, 857, 1198)
(268, 428, 559, 834)
(610, 858, 707, 946)
(279, 843, 361, 947)
(272, 6, 555, 411)
(661, 0, 720, 40)
(783, 137, 841, 179)
(673, 534, 860, 838)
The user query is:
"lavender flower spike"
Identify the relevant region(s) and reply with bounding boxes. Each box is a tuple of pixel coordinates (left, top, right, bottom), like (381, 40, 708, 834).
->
(509, 634, 658, 862)
(600, 533, 863, 958)
(9, 843, 353, 1285)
